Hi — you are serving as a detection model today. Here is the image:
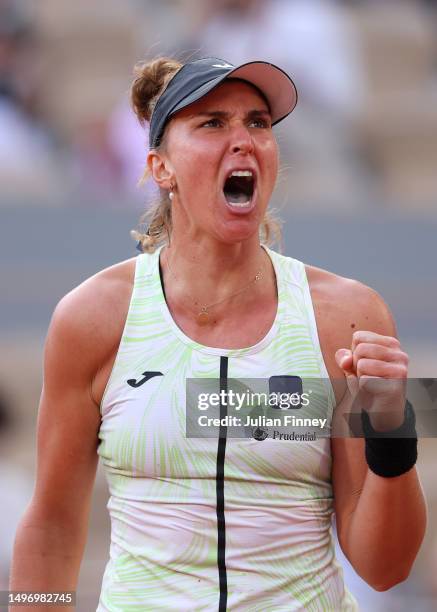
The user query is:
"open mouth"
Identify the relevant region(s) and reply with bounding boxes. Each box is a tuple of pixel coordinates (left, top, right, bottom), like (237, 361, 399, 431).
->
(223, 170, 255, 206)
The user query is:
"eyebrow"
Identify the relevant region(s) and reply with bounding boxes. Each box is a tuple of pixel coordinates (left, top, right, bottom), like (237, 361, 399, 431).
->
(191, 109, 271, 120)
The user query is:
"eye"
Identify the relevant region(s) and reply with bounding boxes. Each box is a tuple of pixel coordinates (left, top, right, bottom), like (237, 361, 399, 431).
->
(201, 118, 223, 128)
(249, 118, 271, 129)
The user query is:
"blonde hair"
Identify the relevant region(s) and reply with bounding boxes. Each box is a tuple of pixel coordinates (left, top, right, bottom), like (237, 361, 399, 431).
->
(130, 56, 283, 253)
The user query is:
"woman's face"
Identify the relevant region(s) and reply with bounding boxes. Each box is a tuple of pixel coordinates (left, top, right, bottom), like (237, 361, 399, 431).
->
(150, 79, 279, 244)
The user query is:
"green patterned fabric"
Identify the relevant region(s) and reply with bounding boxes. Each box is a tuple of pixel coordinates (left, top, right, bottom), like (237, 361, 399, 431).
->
(97, 246, 358, 611)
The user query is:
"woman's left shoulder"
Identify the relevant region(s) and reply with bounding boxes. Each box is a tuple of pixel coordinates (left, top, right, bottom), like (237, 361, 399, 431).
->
(305, 263, 396, 341)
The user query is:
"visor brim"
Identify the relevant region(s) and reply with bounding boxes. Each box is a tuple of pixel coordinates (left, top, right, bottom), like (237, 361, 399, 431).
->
(170, 60, 298, 126)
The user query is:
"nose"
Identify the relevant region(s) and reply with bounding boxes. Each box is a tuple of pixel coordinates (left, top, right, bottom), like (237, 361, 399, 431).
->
(229, 124, 254, 155)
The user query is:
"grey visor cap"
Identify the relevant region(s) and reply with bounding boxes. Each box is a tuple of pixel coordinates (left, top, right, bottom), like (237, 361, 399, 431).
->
(148, 58, 298, 149)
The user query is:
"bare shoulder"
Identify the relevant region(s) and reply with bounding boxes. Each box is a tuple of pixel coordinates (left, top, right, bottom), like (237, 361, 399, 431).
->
(304, 264, 397, 380)
(47, 256, 137, 396)
(52, 257, 136, 343)
(306, 264, 396, 334)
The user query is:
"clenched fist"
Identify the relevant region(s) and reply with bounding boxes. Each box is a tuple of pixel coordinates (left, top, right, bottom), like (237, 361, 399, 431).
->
(335, 330, 409, 432)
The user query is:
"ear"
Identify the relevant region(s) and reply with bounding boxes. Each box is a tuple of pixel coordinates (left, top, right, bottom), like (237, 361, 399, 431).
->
(147, 150, 174, 190)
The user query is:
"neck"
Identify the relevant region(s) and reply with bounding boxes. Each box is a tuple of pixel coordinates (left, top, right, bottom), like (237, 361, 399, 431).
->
(160, 234, 272, 325)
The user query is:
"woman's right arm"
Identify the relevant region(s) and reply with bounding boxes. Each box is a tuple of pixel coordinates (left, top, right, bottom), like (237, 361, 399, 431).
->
(9, 281, 108, 611)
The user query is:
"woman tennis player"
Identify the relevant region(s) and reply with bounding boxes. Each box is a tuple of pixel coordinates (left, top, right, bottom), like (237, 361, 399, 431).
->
(11, 57, 426, 611)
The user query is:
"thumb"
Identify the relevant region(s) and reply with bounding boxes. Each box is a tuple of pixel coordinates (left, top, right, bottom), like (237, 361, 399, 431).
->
(335, 348, 354, 372)
(335, 348, 358, 397)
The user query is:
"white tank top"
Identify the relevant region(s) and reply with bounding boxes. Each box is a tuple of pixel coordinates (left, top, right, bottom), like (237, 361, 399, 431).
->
(97, 246, 358, 611)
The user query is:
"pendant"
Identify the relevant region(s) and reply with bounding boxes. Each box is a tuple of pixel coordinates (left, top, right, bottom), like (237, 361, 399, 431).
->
(197, 308, 209, 326)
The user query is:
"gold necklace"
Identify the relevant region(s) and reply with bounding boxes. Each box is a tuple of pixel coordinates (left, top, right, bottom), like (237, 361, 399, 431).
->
(165, 251, 264, 326)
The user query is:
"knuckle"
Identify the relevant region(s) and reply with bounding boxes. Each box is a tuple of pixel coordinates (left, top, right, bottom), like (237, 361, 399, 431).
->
(352, 330, 364, 343)
(397, 364, 408, 378)
(400, 351, 410, 364)
(390, 349, 409, 364)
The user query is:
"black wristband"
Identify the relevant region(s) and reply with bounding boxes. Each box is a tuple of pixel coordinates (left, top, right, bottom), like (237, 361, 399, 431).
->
(361, 400, 418, 478)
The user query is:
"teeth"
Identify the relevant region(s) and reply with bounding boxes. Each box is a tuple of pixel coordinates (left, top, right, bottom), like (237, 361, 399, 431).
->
(228, 201, 251, 208)
(230, 170, 253, 177)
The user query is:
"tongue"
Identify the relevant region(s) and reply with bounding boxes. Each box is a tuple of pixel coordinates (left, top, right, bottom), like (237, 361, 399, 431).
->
(225, 191, 251, 204)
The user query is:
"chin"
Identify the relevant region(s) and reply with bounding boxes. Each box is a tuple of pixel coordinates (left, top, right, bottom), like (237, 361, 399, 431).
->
(214, 217, 262, 245)
(208, 192, 268, 244)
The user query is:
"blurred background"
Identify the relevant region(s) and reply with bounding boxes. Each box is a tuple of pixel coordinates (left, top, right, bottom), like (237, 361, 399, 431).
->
(0, 0, 436, 609)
